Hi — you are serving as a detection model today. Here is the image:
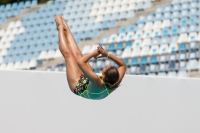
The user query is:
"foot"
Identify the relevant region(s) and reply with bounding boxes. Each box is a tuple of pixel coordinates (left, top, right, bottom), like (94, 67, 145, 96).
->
(54, 15, 64, 30)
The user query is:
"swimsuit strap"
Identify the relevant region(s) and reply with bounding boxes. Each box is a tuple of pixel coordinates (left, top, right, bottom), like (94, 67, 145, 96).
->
(98, 75, 110, 95)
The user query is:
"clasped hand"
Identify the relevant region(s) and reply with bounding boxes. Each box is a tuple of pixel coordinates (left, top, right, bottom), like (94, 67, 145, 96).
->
(92, 46, 108, 60)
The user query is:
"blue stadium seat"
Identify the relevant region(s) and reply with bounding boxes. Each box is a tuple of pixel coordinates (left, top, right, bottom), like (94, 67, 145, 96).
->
(181, 10, 189, 17)
(108, 44, 115, 51)
(111, 13, 118, 20)
(181, 2, 189, 10)
(155, 13, 162, 21)
(5, 4, 11, 10)
(146, 14, 154, 22)
(117, 43, 123, 50)
(102, 21, 109, 29)
(126, 41, 132, 47)
(180, 17, 188, 26)
(119, 12, 127, 20)
(179, 43, 187, 51)
(162, 28, 170, 36)
(173, 4, 180, 11)
(12, 3, 18, 9)
(168, 61, 176, 71)
(171, 18, 179, 26)
(164, 4, 172, 12)
(137, 23, 144, 30)
(156, 7, 163, 13)
(4, 56, 9, 63)
(144, 1, 151, 8)
(188, 49, 198, 59)
(123, 59, 129, 66)
(131, 57, 139, 66)
(128, 24, 136, 31)
(33, 52, 40, 58)
(18, 2, 24, 9)
(119, 26, 127, 33)
(136, 2, 144, 10)
(171, 26, 179, 35)
(189, 25, 198, 32)
(164, 12, 171, 19)
(127, 10, 134, 18)
(190, 8, 198, 16)
(180, 26, 188, 33)
(179, 61, 186, 70)
(31, 0, 38, 6)
(189, 16, 197, 25)
(138, 16, 146, 23)
(152, 38, 160, 45)
(150, 55, 158, 64)
(172, 11, 180, 18)
(139, 64, 147, 74)
(24, 1, 31, 8)
(104, 14, 111, 21)
(141, 56, 148, 64)
(179, 51, 187, 61)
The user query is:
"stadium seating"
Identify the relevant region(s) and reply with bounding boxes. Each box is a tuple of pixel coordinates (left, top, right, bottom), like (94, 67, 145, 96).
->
(1, 0, 200, 77)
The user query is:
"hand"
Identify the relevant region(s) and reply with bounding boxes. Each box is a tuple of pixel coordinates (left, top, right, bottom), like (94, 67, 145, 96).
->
(92, 48, 101, 60)
(96, 46, 108, 58)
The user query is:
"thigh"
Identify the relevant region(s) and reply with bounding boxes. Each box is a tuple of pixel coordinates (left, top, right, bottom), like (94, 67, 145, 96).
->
(64, 54, 83, 92)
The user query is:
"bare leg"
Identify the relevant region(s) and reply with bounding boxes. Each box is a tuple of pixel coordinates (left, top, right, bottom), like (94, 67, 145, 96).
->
(61, 16, 93, 70)
(55, 15, 82, 92)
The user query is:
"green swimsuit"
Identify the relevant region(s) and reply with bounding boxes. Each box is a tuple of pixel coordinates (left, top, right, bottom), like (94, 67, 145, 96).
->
(74, 74, 109, 100)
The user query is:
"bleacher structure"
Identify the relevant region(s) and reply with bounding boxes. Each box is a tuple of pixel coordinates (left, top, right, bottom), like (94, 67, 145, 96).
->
(1, 0, 200, 77)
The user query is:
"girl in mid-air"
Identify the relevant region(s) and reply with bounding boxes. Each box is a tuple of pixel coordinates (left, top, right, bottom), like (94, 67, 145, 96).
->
(54, 15, 126, 100)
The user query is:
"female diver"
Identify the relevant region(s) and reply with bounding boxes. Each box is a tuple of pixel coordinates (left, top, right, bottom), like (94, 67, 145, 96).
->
(54, 15, 126, 100)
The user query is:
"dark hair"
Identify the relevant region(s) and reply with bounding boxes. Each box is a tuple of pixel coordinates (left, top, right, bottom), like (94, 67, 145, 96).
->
(104, 66, 120, 90)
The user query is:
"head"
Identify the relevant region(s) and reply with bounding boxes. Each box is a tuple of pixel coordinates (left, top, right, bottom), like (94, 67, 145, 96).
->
(102, 66, 120, 90)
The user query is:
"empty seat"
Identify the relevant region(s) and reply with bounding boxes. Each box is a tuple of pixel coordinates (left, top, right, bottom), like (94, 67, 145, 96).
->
(142, 38, 151, 47)
(149, 64, 157, 73)
(167, 71, 177, 77)
(107, 43, 115, 51)
(82, 45, 91, 55)
(133, 39, 142, 48)
(168, 61, 177, 71)
(130, 66, 138, 74)
(152, 29, 161, 38)
(46, 66, 52, 71)
(179, 51, 187, 61)
(140, 46, 150, 56)
(186, 59, 198, 70)
(131, 47, 141, 57)
(169, 43, 178, 53)
(108, 34, 117, 43)
(126, 32, 134, 41)
(139, 64, 147, 74)
(143, 30, 152, 38)
(150, 45, 159, 56)
(179, 61, 186, 70)
(157, 72, 167, 77)
(117, 33, 126, 42)
(158, 63, 167, 72)
(177, 70, 187, 77)
(131, 57, 139, 66)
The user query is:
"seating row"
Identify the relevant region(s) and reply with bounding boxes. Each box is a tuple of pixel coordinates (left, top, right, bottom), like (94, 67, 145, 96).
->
(44, 63, 192, 78)
(0, 1, 37, 24)
(0, 60, 38, 70)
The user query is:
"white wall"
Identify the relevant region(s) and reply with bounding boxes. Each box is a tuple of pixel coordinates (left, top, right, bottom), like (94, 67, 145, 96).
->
(0, 70, 200, 133)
